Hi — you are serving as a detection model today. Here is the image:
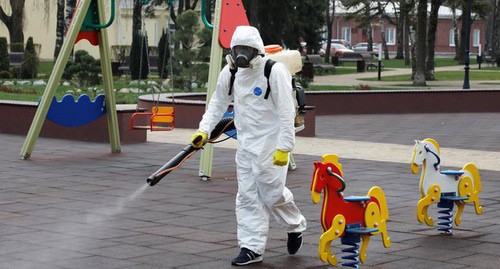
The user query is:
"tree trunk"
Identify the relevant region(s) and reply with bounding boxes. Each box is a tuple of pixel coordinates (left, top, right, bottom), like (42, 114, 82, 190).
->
(413, 0, 427, 86)
(54, 0, 65, 59)
(484, 0, 495, 54)
(492, 0, 500, 60)
(0, 0, 26, 48)
(364, 4, 373, 52)
(133, 0, 143, 37)
(65, 0, 77, 26)
(324, 0, 335, 63)
(379, 16, 389, 60)
(404, 9, 412, 66)
(243, 0, 259, 27)
(395, 1, 405, 59)
(458, 0, 469, 64)
(425, 0, 443, 81)
(450, 5, 460, 60)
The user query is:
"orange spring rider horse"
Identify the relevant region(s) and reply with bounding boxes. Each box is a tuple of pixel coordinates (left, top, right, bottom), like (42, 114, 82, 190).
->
(311, 154, 391, 267)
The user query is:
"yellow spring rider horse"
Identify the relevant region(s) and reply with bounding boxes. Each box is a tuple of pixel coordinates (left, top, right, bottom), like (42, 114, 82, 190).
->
(311, 154, 390, 267)
(410, 138, 483, 234)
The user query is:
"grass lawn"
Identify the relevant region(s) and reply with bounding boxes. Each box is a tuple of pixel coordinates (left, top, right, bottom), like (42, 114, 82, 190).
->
(1, 60, 207, 104)
(2, 57, 498, 103)
(335, 56, 475, 69)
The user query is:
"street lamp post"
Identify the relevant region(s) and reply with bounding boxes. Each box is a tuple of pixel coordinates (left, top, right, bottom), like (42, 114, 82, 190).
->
(463, 0, 472, 89)
(378, 44, 382, 81)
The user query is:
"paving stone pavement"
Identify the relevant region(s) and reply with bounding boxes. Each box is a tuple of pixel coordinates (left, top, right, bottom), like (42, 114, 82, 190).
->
(1, 113, 499, 268)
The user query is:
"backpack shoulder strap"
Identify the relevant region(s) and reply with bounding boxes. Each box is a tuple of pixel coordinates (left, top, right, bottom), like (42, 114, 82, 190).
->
(264, 59, 276, 100)
(228, 67, 238, 95)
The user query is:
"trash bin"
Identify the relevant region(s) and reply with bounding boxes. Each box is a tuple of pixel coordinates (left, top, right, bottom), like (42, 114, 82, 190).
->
(356, 60, 366, 72)
(111, 61, 121, 76)
(301, 62, 314, 79)
(332, 55, 340, 66)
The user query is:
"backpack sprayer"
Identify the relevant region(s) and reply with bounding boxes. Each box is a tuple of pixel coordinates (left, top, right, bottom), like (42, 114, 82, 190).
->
(147, 117, 236, 186)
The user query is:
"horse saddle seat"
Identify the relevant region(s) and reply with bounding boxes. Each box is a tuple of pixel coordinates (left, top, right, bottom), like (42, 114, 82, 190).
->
(344, 196, 371, 202)
(440, 195, 469, 201)
(440, 170, 464, 176)
(346, 227, 379, 234)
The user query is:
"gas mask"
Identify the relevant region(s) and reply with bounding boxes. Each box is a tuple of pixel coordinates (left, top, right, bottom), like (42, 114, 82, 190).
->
(231, 45, 258, 68)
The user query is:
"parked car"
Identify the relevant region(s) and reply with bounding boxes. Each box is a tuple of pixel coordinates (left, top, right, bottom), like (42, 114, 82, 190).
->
(320, 43, 354, 57)
(321, 39, 352, 49)
(352, 42, 382, 53)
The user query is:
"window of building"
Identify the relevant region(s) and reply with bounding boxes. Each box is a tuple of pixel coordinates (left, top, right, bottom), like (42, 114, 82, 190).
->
(385, 28, 396, 45)
(473, 29, 480, 47)
(449, 29, 455, 47)
(342, 27, 351, 43)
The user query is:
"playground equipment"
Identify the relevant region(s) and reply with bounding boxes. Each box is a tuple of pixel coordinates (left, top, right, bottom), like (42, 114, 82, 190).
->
(46, 94, 106, 127)
(20, 0, 120, 159)
(311, 154, 391, 267)
(130, 106, 175, 131)
(410, 138, 483, 234)
(130, 0, 176, 132)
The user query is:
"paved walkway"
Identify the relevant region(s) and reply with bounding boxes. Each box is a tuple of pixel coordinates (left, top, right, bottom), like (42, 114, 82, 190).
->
(1, 111, 499, 268)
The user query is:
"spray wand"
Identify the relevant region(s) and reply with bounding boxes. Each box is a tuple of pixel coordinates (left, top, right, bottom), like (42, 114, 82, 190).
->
(147, 118, 235, 186)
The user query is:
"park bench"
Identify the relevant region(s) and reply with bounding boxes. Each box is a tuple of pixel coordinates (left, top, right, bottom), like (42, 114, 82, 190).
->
(305, 54, 335, 74)
(333, 52, 375, 72)
(483, 55, 497, 66)
(9, 52, 24, 67)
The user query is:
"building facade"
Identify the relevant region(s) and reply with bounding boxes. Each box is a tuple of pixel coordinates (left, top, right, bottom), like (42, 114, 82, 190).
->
(331, 3, 486, 56)
(0, 0, 171, 60)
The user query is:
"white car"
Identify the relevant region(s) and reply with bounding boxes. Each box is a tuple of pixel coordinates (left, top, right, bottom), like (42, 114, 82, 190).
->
(352, 42, 381, 53)
(320, 43, 354, 57)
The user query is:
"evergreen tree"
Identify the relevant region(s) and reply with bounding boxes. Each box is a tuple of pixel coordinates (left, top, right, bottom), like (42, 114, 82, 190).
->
(0, 37, 9, 73)
(130, 32, 150, 80)
(243, 0, 327, 52)
(158, 29, 170, 79)
(20, 37, 39, 79)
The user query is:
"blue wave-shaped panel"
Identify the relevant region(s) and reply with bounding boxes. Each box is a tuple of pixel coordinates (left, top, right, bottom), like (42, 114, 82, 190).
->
(46, 94, 106, 127)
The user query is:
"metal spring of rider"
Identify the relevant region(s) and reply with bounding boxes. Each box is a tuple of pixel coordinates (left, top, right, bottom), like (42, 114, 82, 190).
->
(340, 234, 361, 268)
(437, 200, 454, 235)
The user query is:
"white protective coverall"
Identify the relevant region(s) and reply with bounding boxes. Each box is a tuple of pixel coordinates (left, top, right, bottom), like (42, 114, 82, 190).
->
(198, 26, 307, 255)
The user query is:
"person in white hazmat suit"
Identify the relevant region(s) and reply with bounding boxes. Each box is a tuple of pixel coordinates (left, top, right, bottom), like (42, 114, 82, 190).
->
(190, 26, 307, 266)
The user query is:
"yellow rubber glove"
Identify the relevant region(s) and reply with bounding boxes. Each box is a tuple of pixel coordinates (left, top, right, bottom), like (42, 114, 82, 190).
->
(273, 149, 289, 166)
(190, 130, 208, 148)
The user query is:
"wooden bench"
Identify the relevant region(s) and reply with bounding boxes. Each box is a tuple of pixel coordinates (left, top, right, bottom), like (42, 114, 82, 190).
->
(305, 54, 335, 74)
(9, 52, 24, 67)
(483, 55, 497, 66)
(333, 52, 373, 72)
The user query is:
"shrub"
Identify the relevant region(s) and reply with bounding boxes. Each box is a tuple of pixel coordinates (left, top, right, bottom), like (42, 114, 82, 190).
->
(62, 50, 101, 87)
(0, 70, 11, 79)
(19, 37, 39, 79)
(357, 84, 372, 91)
(192, 63, 209, 88)
(296, 75, 312, 89)
(0, 37, 8, 72)
(9, 66, 21, 79)
(197, 27, 212, 62)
